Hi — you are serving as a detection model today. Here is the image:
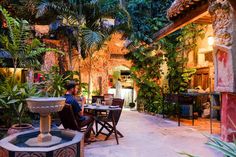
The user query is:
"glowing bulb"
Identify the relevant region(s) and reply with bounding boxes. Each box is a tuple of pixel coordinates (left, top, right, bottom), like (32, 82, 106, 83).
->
(208, 36, 214, 46)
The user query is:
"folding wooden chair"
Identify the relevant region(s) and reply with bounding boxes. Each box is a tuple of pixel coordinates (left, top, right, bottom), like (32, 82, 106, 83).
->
(95, 98, 124, 143)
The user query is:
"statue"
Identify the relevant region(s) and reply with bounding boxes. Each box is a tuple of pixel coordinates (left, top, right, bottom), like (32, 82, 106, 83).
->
(115, 78, 122, 98)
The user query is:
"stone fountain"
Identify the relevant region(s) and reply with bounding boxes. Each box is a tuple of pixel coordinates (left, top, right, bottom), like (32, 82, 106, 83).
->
(25, 97, 65, 146)
(0, 97, 84, 157)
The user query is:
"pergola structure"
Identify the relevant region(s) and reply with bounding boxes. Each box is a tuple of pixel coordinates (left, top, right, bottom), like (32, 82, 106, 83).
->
(155, 0, 236, 142)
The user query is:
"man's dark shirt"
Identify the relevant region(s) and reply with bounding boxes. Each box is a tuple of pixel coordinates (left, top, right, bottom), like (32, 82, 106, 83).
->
(64, 94, 85, 121)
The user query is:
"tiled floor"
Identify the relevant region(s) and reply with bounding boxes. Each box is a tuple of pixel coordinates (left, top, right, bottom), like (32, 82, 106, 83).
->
(85, 110, 222, 157)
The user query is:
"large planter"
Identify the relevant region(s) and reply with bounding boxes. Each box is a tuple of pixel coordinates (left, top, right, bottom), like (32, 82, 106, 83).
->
(7, 123, 34, 135)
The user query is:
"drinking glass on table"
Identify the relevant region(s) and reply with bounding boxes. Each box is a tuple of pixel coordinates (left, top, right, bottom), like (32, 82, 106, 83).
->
(96, 98, 101, 106)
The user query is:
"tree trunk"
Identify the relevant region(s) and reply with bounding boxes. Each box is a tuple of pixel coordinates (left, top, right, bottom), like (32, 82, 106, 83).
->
(12, 59, 17, 83)
(87, 54, 92, 99)
(58, 54, 66, 75)
(68, 39, 73, 71)
(27, 68, 34, 85)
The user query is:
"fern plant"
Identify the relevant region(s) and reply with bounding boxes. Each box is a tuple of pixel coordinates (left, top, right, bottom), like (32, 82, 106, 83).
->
(0, 5, 61, 78)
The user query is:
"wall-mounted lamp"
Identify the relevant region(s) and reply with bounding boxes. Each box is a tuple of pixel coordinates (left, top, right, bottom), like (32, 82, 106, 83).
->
(208, 36, 214, 46)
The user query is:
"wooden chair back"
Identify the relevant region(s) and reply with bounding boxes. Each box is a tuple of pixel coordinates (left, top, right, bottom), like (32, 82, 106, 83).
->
(104, 94, 114, 105)
(108, 98, 124, 123)
(58, 104, 80, 131)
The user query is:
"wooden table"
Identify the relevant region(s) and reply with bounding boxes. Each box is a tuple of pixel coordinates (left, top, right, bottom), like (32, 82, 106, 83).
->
(180, 92, 210, 126)
(180, 92, 221, 133)
(84, 104, 122, 144)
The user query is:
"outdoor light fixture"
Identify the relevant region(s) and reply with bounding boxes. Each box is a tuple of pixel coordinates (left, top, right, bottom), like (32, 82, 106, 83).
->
(208, 36, 214, 46)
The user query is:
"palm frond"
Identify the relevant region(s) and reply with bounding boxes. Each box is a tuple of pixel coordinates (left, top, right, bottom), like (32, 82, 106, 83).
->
(206, 135, 236, 157)
(81, 28, 105, 52)
(36, 0, 77, 18)
(179, 152, 199, 157)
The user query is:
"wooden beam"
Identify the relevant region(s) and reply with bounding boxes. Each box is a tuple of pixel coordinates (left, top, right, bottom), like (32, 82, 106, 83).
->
(153, 2, 209, 41)
(229, 0, 236, 11)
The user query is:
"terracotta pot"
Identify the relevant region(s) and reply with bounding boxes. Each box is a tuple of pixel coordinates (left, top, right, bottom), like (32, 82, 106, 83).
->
(7, 123, 34, 135)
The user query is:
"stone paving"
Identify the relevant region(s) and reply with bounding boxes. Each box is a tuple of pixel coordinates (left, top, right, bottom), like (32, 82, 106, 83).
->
(85, 110, 222, 157)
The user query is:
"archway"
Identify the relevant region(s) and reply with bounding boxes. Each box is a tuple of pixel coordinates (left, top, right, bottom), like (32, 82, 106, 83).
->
(107, 65, 137, 109)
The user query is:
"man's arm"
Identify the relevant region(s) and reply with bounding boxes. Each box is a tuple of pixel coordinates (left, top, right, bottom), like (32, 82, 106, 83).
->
(80, 96, 86, 116)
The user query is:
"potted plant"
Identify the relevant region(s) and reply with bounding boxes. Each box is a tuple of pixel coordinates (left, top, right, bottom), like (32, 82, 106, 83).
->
(129, 102, 135, 108)
(0, 79, 40, 134)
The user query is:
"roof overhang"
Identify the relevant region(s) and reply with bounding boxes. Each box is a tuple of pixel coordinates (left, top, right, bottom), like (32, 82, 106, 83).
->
(153, 2, 209, 41)
(167, 0, 207, 20)
(229, 0, 236, 11)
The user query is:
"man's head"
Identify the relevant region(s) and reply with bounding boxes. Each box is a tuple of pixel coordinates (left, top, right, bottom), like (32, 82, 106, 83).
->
(65, 81, 78, 95)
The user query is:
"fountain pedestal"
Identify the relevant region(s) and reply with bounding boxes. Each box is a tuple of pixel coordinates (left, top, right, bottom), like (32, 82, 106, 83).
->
(39, 114, 52, 142)
(25, 114, 61, 147)
(25, 97, 65, 147)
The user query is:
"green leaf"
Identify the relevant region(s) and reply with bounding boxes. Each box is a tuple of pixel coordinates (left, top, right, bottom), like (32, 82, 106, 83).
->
(7, 99, 20, 104)
(18, 103, 23, 113)
(13, 85, 18, 92)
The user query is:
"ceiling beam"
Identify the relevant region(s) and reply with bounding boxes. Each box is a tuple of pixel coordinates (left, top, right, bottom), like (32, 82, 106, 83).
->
(153, 2, 209, 41)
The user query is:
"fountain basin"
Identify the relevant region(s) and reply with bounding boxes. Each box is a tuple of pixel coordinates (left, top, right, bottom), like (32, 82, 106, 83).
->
(26, 97, 66, 114)
(0, 129, 84, 157)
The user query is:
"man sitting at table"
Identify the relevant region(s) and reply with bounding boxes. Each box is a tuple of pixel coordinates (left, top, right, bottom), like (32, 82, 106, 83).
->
(64, 81, 94, 141)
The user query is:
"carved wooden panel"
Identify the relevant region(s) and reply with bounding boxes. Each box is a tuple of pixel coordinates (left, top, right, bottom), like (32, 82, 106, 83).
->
(193, 67, 210, 90)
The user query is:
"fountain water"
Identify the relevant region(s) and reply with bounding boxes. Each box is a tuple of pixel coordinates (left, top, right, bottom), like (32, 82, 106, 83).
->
(0, 97, 84, 157)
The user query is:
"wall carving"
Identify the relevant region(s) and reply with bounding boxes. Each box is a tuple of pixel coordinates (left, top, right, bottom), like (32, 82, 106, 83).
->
(208, 0, 233, 46)
(15, 152, 46, 157)
(53, 144, 77, 157)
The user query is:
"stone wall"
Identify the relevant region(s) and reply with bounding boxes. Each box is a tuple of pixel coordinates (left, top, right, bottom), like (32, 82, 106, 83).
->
(42, 33, 133, 95)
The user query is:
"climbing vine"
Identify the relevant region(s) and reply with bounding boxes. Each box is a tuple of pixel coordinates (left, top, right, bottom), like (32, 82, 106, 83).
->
(126, 0, 207, 113)
(162, 23, 206, 93)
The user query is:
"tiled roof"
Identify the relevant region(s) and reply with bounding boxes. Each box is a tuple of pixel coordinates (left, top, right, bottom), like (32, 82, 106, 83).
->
(167, 0, 207, 20)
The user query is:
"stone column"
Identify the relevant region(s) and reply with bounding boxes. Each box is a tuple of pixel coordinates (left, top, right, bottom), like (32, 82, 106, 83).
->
(209, 0, 236, 141)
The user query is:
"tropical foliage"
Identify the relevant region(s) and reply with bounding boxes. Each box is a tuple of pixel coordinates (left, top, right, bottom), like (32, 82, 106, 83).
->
(0, 5, 61, 127)
(41, 66, 76, 97)
(206, 136, 236, 157)
(36, 0, 130, 98)
(125, 0, 207, 113)
(0, 5, 60, 76)
(125, 0, 173, 112)
(161, 24, 205, 94)
(0, 79, 40, 127)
